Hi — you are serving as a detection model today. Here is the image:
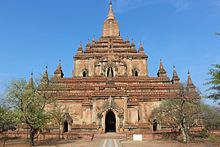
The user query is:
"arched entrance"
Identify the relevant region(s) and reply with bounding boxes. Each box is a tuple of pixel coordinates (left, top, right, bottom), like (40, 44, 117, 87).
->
(105, 110, 116, 133)
(63, 121, 68, 133)
(153, 119, 157, 132)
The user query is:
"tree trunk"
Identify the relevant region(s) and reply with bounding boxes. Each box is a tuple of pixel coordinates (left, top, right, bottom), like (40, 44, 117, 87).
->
(181, 120, 189, 144)
(58, 122, 61, 140)
(3, 132, 6, 147)
(30, 127, 36, 146)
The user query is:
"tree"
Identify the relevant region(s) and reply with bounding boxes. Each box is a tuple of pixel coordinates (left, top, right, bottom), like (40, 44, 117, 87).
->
(6, 78, 53, 146)
(201, 104, 220, 131)
(50, 103, 66, 140)
(0, 106, 17, 147)
(150, 86, 201, 143)
(206, 64, 220, 104)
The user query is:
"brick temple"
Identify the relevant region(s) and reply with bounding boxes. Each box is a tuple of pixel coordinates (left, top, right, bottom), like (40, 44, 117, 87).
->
(36, 1, 196, 134)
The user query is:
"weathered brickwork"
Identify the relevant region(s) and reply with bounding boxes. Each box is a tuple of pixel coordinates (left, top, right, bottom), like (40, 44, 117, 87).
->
(38, 1, 197, 134)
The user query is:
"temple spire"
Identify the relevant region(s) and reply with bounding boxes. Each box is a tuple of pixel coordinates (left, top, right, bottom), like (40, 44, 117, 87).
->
(77, 41, 83, 54)
(187, 71, 196, 92)
(187, 71, 194, 87)
(131, 39, 135, 47)
(139, 41, 144, 52)
(171, 66, 180, 84)
(42, 66, 49, 81)
(27, 72, 34, 90)
(102, 0, 120, 37)
(54, 60, 64, 78)
(40, 66, 49, 88)
(108, 0, 115, 20)
(157, 59, 167, 77)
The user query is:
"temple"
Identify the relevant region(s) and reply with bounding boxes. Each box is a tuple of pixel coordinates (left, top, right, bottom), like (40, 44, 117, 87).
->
(37, 1, 197, 134)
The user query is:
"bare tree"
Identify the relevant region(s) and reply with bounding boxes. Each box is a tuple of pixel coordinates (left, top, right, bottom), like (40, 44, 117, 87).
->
(151, 86, 201, 143)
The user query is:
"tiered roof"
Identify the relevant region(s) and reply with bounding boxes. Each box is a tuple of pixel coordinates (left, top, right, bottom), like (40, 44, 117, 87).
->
(75, 36, 147, 60)
(36, 1, 197, 105)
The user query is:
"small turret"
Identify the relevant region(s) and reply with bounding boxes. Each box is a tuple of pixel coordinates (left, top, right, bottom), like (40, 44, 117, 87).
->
(131, 39, 135, 47)
(26, 72, 34, 90)
(139, 41, 144, 53)
(171, 66, 180, 84)
(40, 66, 49, 88)
(187, 71, 196, 91)
(85, 39, 91, 53)
(92, 37, 95, 45)
(77, 41, 83, 54)
(157, 59, 167, 77)
(86, 39, 90, 48)
(54, 60, 64, 79)
(125, 36, 129, 43)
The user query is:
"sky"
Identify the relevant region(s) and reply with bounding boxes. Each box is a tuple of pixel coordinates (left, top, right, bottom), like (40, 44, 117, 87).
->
(0, 0, 219, 104)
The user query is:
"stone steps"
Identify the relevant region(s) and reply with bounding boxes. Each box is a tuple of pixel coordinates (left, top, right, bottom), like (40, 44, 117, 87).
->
(94, 133, 127, 140)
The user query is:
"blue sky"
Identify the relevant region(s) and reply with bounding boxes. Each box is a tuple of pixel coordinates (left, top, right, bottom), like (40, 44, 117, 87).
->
(0, 0, 219, 104)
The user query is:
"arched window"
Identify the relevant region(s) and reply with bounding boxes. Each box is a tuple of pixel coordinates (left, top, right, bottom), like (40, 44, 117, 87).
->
(135, 70, 138, 76)
(83, 71, 87, 77)
(107, 67, 114, 77)
(153, 119, 157, 132)
(132, 69, 139, 77)
(82, 69, 88, 77)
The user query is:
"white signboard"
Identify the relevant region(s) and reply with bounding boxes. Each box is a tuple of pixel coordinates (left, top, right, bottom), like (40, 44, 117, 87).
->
(133, 134, 143, 141)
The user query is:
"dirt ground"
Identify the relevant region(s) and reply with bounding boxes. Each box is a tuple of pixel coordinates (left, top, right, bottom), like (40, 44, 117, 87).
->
(121, 140, 220, 147)
(1, 138, 220, 147)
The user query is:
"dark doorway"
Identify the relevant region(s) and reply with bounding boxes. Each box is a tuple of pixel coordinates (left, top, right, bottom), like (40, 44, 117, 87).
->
(105, 110, 116, 133)
(135, 71, 138, 76)
(153, 119, 157, 132)
(63, 121, 68, 133)
(83, 71, 87, 77)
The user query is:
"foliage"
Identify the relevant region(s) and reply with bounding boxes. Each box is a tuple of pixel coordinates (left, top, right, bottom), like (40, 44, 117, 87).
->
(206, 64, 220, 103)
(150, 86, 201, 144)
(208, 134, 220, 143)
(49, 103, 66, 139)
(0, 106, 17, 132)
(201, 104, 220, 130)
(5, 79, 53, 146)
(0, 105, 18, 147)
